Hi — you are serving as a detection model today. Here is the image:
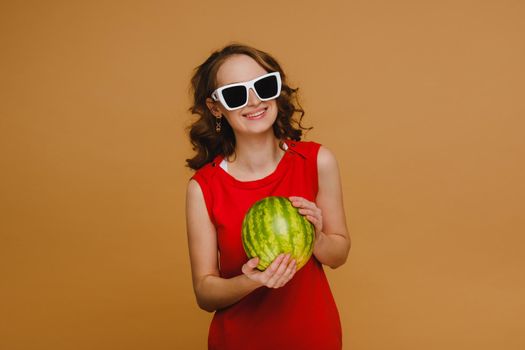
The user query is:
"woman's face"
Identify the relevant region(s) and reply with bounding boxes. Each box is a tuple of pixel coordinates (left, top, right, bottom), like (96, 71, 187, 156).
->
(207, 54, 278, 136)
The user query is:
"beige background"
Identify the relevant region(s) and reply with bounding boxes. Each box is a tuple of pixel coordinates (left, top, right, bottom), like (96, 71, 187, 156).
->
(1, 0, 524, 349)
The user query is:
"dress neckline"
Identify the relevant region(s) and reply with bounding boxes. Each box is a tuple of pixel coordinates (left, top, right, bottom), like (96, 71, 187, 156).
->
(213, 139, 293, 189)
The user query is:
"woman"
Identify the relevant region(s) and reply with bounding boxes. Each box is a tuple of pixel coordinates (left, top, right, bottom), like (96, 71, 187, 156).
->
(185, 43, 350, 349)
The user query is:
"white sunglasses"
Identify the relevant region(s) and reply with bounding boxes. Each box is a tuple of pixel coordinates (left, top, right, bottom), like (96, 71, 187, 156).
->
(211, 72, 282, 111)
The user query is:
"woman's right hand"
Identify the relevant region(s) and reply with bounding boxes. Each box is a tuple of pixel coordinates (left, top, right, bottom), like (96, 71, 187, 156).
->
(241, 253, 297, 289)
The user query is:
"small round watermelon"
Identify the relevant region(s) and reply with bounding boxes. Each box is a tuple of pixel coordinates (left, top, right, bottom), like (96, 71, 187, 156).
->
(241, 196, 315, 271)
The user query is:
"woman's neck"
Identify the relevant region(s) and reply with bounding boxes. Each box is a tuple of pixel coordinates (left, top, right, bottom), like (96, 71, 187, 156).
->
(226, 134, 285, 175)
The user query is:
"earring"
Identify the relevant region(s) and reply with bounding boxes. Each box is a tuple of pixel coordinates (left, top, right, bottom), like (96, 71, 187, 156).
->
(215, 117, 222, 133)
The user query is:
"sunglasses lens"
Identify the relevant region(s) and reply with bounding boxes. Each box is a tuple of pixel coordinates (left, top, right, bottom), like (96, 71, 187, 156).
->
(254, 75, 279, 99)
(222, 86, 247, 109)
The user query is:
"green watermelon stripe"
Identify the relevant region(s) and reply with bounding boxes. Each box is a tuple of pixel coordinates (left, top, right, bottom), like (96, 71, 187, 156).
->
(270, 197, 282, 253)
(242, 213, 254, 256)
(276, 197, 299, 266)
(255, 208, 274, 268)
(285, 198, 302, 265)
(301, 217, 311, 266)
(276, 197, 293, 254)
(269, 197, 284, 264)
(262, 200, 279, 265)
(244, 210, 257, 255)
(293, 206, 307, 269)
(257, 201, 278, 269)
(243, 202, 262, 267)
(247, 207, 271, 264)
(242, 217, 257, 259)
(292, 202, 301, 259)
(303, 217, 314, 268)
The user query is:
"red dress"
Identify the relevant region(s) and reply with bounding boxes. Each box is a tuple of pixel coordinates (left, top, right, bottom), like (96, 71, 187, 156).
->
(190, 139, 342, 349)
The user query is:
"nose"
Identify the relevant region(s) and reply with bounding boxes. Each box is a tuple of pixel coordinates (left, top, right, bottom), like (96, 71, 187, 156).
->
(247, 87, 261, 106)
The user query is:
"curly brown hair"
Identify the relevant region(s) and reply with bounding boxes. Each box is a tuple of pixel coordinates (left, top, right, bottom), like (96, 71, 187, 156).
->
(185, 43, 313, 170)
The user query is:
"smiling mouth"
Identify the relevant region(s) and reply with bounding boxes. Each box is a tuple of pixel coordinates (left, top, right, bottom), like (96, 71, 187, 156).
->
(243, 107, 268, 119)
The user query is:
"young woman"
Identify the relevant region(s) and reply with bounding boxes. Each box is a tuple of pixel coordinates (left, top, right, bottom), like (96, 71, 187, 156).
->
(185, 43, 350, 349)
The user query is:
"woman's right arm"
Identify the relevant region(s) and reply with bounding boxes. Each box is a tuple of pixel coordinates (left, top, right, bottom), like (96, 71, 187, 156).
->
(185, 179, 296, 312)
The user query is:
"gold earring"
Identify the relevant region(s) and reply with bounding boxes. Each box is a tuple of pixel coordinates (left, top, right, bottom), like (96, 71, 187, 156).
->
(215, 117, 222, 133)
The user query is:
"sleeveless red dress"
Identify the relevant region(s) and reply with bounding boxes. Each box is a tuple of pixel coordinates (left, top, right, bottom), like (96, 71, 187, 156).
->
(190, 139, 342, 349)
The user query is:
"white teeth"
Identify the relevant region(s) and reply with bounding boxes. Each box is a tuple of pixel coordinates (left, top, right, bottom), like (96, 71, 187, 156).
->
(246, 109, 265, 118)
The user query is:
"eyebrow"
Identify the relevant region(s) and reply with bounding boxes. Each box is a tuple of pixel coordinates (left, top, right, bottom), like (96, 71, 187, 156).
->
(220, 72, 268, 86)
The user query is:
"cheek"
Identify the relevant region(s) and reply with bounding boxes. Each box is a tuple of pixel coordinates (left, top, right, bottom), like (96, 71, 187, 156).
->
(228, 111, 244, 121)
(268, 101, 279, 118)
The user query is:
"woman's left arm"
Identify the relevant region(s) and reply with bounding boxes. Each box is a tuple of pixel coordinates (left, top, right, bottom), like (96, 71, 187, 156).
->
(289, 145, 351, 269)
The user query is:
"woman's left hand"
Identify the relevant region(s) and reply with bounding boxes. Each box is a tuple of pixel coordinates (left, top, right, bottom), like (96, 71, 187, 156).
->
(289, 196, 323, 239)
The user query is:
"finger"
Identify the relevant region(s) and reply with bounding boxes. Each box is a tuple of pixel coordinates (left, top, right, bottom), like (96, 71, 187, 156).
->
(274, 259, 296, 288)
(264, 253, 285, 276)
(300, 209, 319, 224)
(305, 215, 319, 225)
(306, 215, 323, 233)
(290, 196, 316, 209)
(247, 257, 259, 268)
(289, 196, 306, 206)
(266, 254, 290, 288)
(268, 253, 289, 278)
(297, 206, 322, 225)
(298, 208, 317, 217)
(242, 257, 259, 275)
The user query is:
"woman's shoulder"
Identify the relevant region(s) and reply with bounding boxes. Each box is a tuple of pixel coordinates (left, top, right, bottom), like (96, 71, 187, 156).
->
(189, 154, 223, 184)
(285, 139, 322, 159)
(287, 139, 339, 170)
(317, 144, 338, 166)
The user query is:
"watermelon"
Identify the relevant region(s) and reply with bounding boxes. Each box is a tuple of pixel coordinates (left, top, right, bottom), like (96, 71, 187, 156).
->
(241, 196, 315, 271)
